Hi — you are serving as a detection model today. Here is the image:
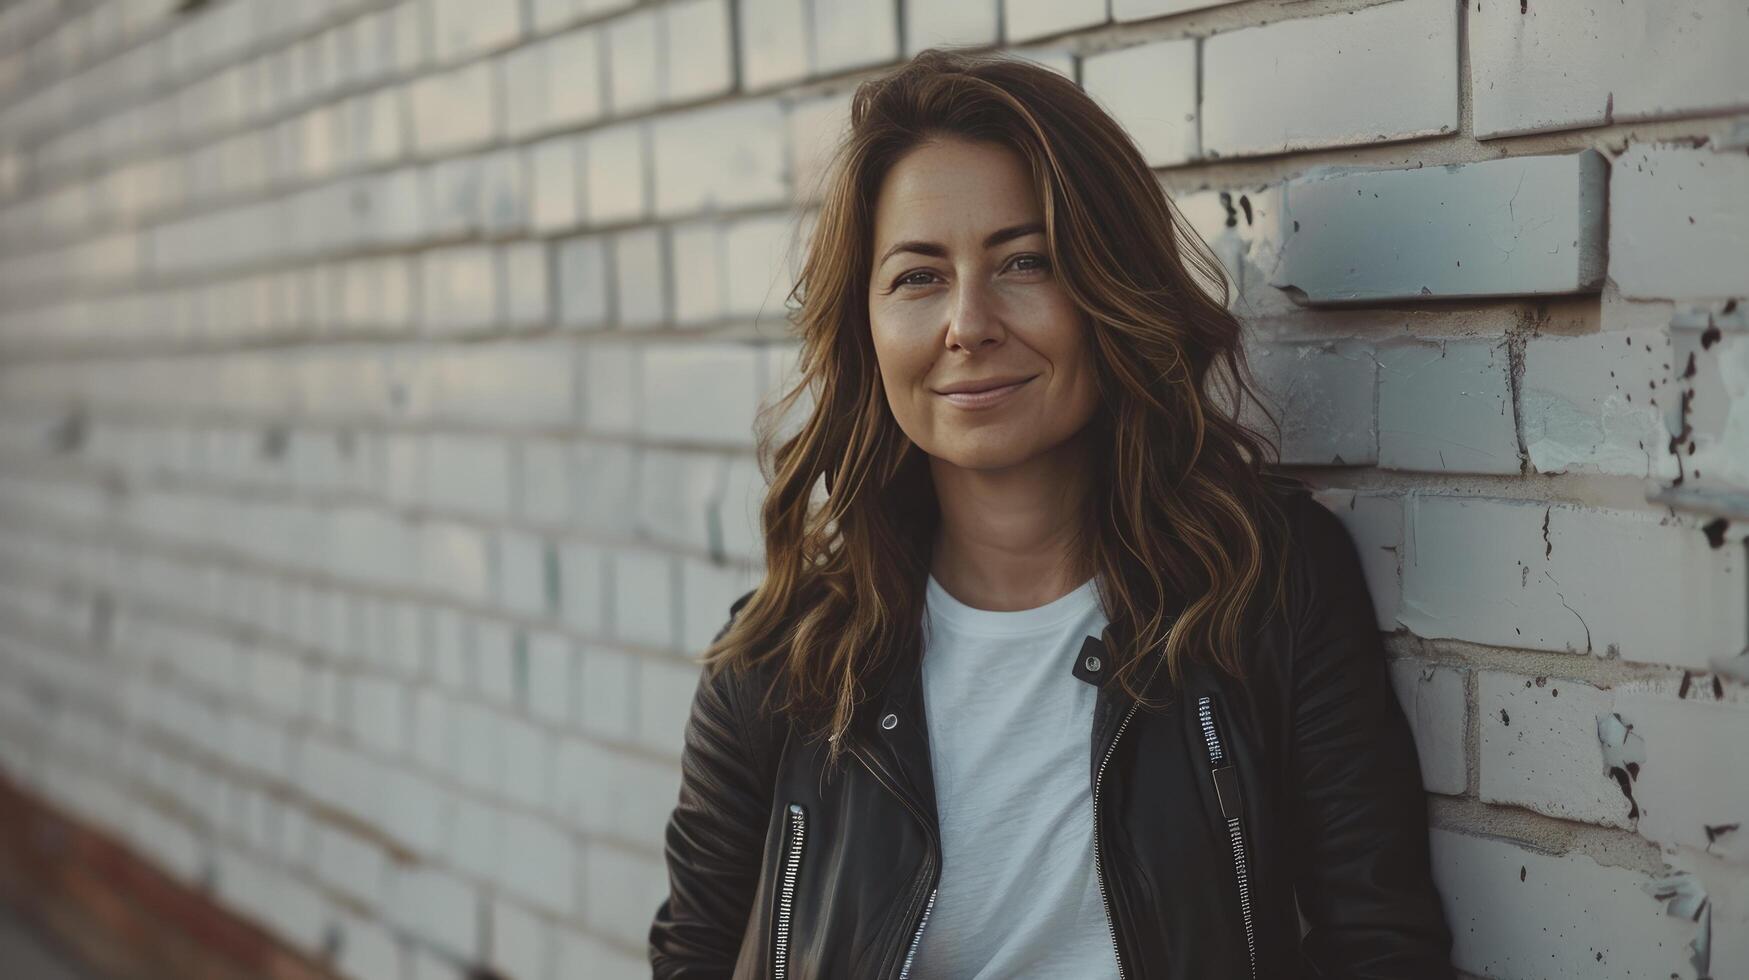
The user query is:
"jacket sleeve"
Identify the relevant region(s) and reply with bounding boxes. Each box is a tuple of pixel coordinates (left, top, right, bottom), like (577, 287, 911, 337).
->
(1283, 496, 1455, 978)
(649, 590, 771, 979)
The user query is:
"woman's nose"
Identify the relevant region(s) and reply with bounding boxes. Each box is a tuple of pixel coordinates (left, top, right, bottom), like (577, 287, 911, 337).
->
(945, 279, 1003, 351)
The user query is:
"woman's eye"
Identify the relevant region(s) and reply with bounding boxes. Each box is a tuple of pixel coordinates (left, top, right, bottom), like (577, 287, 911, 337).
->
(1008, 253, 1049, 273)
(895, 270, 940, 288)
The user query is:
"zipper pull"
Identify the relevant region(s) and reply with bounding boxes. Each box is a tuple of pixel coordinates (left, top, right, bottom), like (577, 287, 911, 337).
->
(1212, 762, 1242, 820)
(1197, 695, 1244, 821)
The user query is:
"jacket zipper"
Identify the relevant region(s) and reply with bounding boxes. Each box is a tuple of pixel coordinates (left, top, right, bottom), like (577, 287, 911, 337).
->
(773, 801, 807, 980)
(846, 740, 940, 980)
(1197, 695, 1258, 980)
(1093, 696, 1143, 979)
(895, 884, 936, 978)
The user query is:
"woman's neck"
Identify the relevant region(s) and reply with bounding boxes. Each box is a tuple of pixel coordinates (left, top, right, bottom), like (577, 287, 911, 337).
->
(927, 428, 1094, 612)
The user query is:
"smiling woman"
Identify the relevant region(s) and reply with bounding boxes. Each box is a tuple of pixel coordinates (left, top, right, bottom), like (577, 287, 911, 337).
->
(868, 137, 1102, 473)
(649, 48, 1454, 980)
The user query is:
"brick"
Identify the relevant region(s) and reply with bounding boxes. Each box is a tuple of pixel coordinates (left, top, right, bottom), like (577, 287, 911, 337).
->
(635, 449, 726, 551)
(350, 674, 407, 755)
(904, 0, 998, 55)
(380, 768, 447, 856)
(425, 433, 514, 515)
(719, 455, 769, 561)
(421, 245, 497, 333)
(449, 794, 504, 880)
(810, 0, 899, 75)
(739, 0, 811, 89)
(340, 88, 405, 167)
(336, 911, 400, 980)
(724, 214, 798, 319)
(583, 122, 649, 225)
(389, 864, 481, 960)
(651, 100, 787, 216)
(499, 714, 552, 809)
(1610, 143, 1749, 300)
(1389, 660, 1468, 796)
(680, 558, 757, 651)
(500, 810, 575, 913)
(613, 226, 669, 327)
(490, 896, 553, 979)
(606, 8, 662, 113)
(583, 844, 671, 945)
(1310, 489, 1403, 634)
(1004, 0, 1105, 43)
(429, 0, 522, 63)
(1242, 339, 1377, 465)
(525, 630, 574, 723)
(1470, 0, 1749, 139)
(583, 343, 640, 434)
(1268, 151, 1608, 304)
(1667, 304, 1749, 493)
(409, 61, 498, 155)
(1613, 686, 1749, 859)
(663, 0, 734, 101)
(669, 221, 725, 324)
(496, 529, 551, 616)
(1115, 0, 1239, 18)
(642, 344, 763, 444)
(1479, 671, 1627, 827)
(1430, 829, 1701, 979)
(313, 820, 388, 907)
(544, 30, 608, 134)
(559, 540, 608, 633)
(532, 0, 582, 33)
(528, 134, 584, 232)
(412, 687, 451, 771)
(519, 439, 574, 523)
(477, 621, 519, 704)
(1520, 328, 1680, 478)
(1082, 39, 1199, 167)
(611, 549, 676, 648)
(556, 234, 610, 328)
(420, 521, 493, 601)
(1376, 339, 1519, 474)
(502, 240, 550, 326)
(423, 342, 578, 427)
(1397, 497, 1745, 670)
(1203, 0, 1456, 158)
(787, 91, 852, 204)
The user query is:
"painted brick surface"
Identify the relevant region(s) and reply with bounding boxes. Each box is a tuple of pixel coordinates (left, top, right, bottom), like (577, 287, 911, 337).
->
(1082, 39, 1200, 167)
(1431, 829, 1704, 979)
(1469, 0, 1749, 139)
(1270, 151, 1608, 304)
(1610, 143, 1749, 301)
(904, 0, 999, 55)
(1520, 328, 1680, 479)
(1398, 496, 1744, 670)
(0, 3, 1740, 979)
(1202, 0, 1458, 158)
(1376, 339, 1520, 475)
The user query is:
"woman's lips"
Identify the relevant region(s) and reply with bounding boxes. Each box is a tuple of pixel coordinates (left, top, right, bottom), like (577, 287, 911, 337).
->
(937, 376, 1034, 408)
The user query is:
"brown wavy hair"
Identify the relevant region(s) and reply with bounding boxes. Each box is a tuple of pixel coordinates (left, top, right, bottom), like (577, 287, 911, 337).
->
(705, 47, 1297, 772)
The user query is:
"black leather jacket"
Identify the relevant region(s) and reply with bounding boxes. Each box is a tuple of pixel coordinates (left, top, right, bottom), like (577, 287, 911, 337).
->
(648, 486, 1454, 979)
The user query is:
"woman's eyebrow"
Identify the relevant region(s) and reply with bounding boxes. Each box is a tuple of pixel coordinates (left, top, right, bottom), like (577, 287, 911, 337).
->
(875, 221, 1045, 267)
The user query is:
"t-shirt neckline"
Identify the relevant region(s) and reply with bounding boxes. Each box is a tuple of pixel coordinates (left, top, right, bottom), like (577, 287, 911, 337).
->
(924, 572, 1101, 636)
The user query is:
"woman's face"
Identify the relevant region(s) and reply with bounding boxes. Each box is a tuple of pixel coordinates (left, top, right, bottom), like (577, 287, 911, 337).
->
(867, 137, 1101, 472)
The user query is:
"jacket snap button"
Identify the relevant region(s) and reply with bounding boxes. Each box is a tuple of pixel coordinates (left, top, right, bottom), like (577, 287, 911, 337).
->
(1084, 654, 1101, 672)
(880, 712, 898, 730)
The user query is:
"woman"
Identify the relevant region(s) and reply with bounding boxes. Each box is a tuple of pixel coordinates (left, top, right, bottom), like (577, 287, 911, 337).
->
(648, 48, 1453, 979)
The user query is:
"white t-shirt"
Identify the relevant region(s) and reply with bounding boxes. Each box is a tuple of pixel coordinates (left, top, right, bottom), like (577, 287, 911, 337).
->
(905, 572, 1121, 979)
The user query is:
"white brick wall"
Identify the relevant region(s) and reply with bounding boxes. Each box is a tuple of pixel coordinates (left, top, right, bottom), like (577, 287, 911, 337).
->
(0, 2, 1740, 979)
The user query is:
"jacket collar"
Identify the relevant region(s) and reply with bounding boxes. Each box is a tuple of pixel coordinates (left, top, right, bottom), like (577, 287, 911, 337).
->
(845, 616, 1170, 834)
